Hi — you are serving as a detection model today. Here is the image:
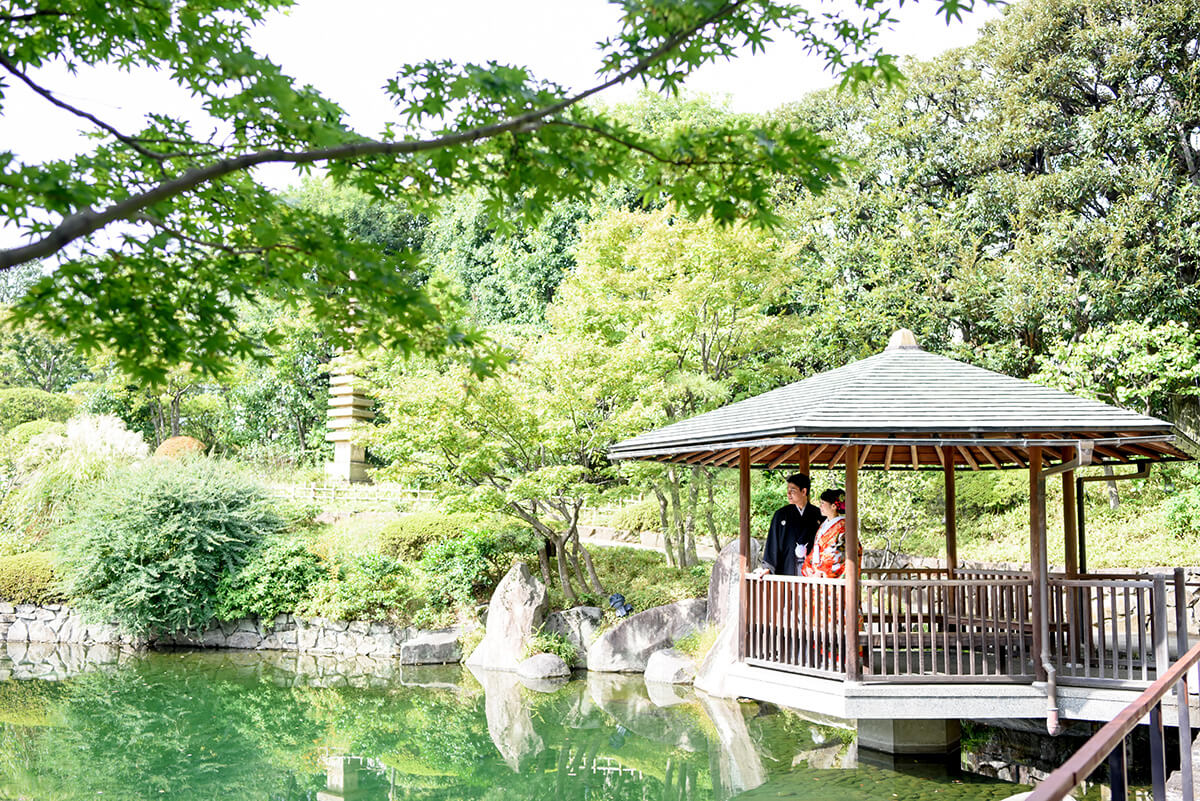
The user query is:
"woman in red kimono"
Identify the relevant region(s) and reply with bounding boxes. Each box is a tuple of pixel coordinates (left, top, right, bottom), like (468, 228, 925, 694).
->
(800, 489, 847, 578)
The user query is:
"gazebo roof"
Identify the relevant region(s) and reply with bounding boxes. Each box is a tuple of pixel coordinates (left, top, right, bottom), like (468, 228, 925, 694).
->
(609, 332, 1194, 471)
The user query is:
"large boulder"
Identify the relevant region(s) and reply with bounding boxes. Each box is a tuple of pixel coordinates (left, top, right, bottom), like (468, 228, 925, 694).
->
(400, 627, 463, 664)
(587, 598, 706, 673)
(466, 563, 548, 672)
(707, 538, 761, 627)
(693, 614, 739, 697)
(544, 606, 604, 668)
(467, 664, 545, 771)
(644, 648, 696, 685)
(517, 652, 570, 680)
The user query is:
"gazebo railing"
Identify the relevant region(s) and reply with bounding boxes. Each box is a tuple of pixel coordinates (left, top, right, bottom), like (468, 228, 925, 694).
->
(861, 577, 1036, 682)
(744, 572, 1182, 687)
(744, 574, 847, 678)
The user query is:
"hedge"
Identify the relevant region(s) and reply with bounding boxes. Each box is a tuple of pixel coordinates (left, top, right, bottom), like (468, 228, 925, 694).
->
(0, 389, 75, 435)
(379, 512, 480, 561)
(0, 551, 62, 604)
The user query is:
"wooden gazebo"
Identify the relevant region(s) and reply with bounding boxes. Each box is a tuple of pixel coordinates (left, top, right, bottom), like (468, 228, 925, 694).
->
(609, 330, 1196, 726)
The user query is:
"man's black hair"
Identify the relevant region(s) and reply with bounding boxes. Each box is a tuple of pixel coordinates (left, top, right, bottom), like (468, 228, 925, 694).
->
(785, 473, 810, 492)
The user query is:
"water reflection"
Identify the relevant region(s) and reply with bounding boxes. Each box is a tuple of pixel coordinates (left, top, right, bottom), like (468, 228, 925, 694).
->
(0, 641, 1026, 801)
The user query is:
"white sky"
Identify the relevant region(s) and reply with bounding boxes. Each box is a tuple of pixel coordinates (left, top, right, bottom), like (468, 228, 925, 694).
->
(0, 0, 1004, 248)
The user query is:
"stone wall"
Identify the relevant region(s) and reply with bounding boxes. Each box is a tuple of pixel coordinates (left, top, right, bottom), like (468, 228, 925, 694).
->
(0, 602, 469, 664)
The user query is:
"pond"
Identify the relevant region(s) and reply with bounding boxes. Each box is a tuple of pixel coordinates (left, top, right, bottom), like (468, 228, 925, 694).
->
(0, 642, 1031, 801)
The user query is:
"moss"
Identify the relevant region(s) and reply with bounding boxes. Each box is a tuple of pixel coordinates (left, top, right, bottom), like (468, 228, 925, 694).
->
(0, 550, 62, 604)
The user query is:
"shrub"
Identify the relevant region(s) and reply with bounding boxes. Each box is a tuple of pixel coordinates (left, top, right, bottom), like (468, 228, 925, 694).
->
(213, 535, 325, 623)
(0, 551, 61, 603)
(379, 512, 479, 561)
(1166, 486, 1200, 538)
(955, 471, 1027, 516)
(420, 523, 537, 611)
(2, 419, 66, 450)
(609, 499, 661, 533)
(673, 624, 719, 661)
(61, 458, 284, 636)
(154, 435, 206, 459)
(301, 553, 422, 622)
(524, 629, 578, 664)
(0, 388, 75, 434)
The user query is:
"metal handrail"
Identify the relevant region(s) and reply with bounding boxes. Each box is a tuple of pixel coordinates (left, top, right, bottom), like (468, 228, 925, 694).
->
(1027, 637, 1200, 801)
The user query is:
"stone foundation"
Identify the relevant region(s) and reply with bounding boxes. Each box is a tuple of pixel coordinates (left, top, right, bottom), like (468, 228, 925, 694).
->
(0, 602, 468, 664)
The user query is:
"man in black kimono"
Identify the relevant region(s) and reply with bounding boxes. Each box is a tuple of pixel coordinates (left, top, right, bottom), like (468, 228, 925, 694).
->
(758, 473, 822, 576)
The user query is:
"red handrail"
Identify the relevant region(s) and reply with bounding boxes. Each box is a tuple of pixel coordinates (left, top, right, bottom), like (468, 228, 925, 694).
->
(1027, 638, 1200, 801)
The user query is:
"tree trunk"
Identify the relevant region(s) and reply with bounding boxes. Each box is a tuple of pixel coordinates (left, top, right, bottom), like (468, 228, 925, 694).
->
(553, 534, 578, 605)
(537, 540, 553, 587)
(573, 529, 606, 594)
(666, 465, 689, 566)
(653, 487, 677, 567)
(701, 467, 722, 554)
(1102, 464, 1120, 510)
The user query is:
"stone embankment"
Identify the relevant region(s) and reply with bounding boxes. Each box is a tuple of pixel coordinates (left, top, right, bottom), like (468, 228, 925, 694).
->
(0, 601, 466, 664)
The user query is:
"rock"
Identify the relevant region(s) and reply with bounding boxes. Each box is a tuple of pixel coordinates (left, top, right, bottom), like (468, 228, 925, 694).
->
(645, 680, 690, 707)
(518, 652, 570, 680)
(400, 628, 462, 664)
(466, 563, 548, 671)
(200, 627, 228, 648)
(693, 614, 739, 697)
(25, 619, 55, 642)
(707, 538, 761, 627)
(644, 648, 696, 684)
(226, 631, 262, 649)
(520, 675, 570, 693)
(467, 664, 545, 771)
(698, 693, 768, 797)
(545, 606, 604, 668)
(587, 598, 707, 672)
(6, 619, 28, 642)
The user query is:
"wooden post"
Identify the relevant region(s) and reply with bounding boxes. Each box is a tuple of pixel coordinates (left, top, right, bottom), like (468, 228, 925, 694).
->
(944, 455, 957, 578)
(1030, 446, 1046, 682)
(845, 445, 861, 681)
(799, 443, 811, 476)
(1063, 471, 1078, 578)
(738, 448, 751, 661)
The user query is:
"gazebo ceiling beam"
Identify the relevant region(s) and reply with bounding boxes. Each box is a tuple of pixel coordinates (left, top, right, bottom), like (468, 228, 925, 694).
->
(956, 445, 980, 471)
(977, 444, 1003, 469)
(829, 444, 848, 467)
(767, 443, 805, 469)
(859, 444, 874, 468)
(885, 444, 896, 470)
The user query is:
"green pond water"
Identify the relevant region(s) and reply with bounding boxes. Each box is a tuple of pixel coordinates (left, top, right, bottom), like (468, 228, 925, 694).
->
(0, 643, 1031, 801)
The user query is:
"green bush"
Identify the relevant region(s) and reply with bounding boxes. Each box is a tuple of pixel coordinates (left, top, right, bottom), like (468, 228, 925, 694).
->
(61, 459, 284, 636)
(2, 419, 66, 450)
(609, 499, 661, 533)
(1166, 486, 1200, 538)
(0, 451, 115, 550)
(0, 389, 75, 434)
(301, 553, 422, 622)
(379, 512, 479, 561)
(420, 523, 538, 611)
(213, 535, 325, 623)
(0, 551, 62, 603)
(524, 629, 578, 664)
(955, 471, 1027, 516)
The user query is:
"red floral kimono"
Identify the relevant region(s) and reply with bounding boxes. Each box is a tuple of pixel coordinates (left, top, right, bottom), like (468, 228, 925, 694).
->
(800, 516, 846, 578)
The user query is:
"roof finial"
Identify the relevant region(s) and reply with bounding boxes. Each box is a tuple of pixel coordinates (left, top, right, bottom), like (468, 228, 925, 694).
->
(886, 329, 921, 351)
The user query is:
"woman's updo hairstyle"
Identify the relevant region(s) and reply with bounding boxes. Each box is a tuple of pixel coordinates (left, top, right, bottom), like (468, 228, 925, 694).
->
(819, 488, 846, 515)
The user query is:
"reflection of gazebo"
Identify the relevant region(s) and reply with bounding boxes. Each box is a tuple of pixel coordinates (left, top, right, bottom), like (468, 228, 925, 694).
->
(610, 331, 1196, 729)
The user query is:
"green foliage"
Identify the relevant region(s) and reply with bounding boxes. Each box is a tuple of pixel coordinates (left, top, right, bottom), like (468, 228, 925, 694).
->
(955, 472, 1028, 517)
(61, 459, 285, 636)
(524, 629, 578, 664)
(301, 554, 423, 623)
(420, 526, 534, 611)
(2, 418, 65, 450)
(1166, 487, 1200, 539)
(609, 500, 661, 534)
(379, 512, 480, 561)
(213, 535, 325, 623)
(0, 0, 936, 381)
(0, 451, 115, 553)
(0, 550, 61, 604)
(535, 546, 710, 613)
(0, 388, 74, 434)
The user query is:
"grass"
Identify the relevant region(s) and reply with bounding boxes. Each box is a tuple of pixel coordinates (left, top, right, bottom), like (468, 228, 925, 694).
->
(311, 510, 405, 564)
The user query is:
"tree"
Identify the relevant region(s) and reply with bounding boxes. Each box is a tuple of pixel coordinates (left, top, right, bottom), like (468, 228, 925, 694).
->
(550, 206, 805, 564)
(0, 0, 987, 380)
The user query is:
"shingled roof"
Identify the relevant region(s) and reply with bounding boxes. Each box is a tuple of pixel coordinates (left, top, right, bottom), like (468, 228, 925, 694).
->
(608, 331, 1193, 471)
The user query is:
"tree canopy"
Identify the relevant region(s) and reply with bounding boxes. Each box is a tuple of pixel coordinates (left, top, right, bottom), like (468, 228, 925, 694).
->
(0, 0, 990, 380)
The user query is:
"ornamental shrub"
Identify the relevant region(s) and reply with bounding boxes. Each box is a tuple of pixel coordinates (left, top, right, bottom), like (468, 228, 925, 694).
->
(0, 551, 61, 604)
(524, 629, 578, 664)
(0, 388, 75, 434)
(213, 535, 325, 623)
(154, 435, 206, 459)
(379, 512, 479, 561)
(1166, 486, 1200, 539)
(61, 458, 284, 637)
(2, 419, 66, 451)
(609, 499, 661, 533)
(420, 524, 535, 610)
(301, 553, 422, 622)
